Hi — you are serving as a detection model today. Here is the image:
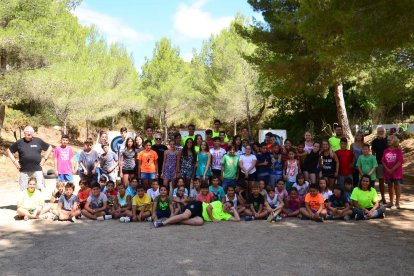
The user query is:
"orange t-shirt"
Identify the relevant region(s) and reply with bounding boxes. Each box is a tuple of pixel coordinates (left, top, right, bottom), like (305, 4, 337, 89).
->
(138, 150, 158, 173)
(305, 193, 325, 211)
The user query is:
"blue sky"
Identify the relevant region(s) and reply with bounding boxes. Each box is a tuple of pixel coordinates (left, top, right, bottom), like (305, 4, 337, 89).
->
(73, 0, 258, 70)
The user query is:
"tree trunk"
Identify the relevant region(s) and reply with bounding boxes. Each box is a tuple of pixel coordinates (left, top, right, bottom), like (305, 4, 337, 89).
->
(63, 117, 67, 135)
(86, 120, 89, 139)
(163, 109, 168, 142)
(334, 82, 354, 141)
(233, 117, 237, 136)
(0, 49, 7, 138)
(245, 89, 252, 136)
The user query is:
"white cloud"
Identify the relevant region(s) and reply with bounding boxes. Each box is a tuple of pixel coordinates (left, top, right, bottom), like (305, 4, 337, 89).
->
(173, 0, 233, 39)
(73, 6, 153, 44)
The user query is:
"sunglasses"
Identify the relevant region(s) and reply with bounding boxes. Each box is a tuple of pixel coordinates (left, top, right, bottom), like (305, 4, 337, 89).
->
(155, 138, 162, 140)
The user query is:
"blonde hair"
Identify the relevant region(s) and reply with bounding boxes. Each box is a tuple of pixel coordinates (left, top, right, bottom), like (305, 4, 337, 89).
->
(388, 135, 400, 148)
(56, 181, 65, 188)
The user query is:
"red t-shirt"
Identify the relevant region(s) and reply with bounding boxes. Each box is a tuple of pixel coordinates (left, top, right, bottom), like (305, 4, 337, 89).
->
(77, 188, 91, 208)
(196, 192, 214, 203)
(336, 149, 354, 176)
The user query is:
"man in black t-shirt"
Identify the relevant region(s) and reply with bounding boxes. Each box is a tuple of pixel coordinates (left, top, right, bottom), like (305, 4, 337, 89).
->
(151, 133, 168, 185)
(371, 126, 388, 204)
(7, 126, 52, 190)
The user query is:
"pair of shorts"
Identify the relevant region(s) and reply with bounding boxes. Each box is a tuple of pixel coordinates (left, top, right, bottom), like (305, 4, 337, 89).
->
(141, 172, 156, 180)
(19, 171, 44, 191)
(244, 172, 257, 181)
(376, 165, 384, 179)
(322, 173, 336, 179)
(156, 210, 171, 219)
(122, 169, 135, 175)
(385, 178, 403, 185)
(212, 169, 222, 178)
(58, 174, 73, 182)
(257, 173, 269, 183)
(222, 178, 237, 190)
(185, 201, 203, 218)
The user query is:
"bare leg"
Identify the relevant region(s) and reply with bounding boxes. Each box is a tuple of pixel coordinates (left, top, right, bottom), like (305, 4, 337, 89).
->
(388, 183, 394, 207)
(122, 174, 130, 186)
(309, 173, 316, 184)
(395, 184, 401, 207)
(163, 210, 192, 225)
(379, 178, 386, 203)
(180, 216, 204, 226)
(303, 171, 309, 182)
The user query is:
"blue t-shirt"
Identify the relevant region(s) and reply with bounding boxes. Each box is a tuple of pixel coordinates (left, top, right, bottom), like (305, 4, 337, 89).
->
(173, 187, 189, 196)
(59, 194, 79, 211)
(126, 186, 137, 198)
(328, 194, 348, 208)
(209, 186, 225, 201)
(270, 160, 283, 177)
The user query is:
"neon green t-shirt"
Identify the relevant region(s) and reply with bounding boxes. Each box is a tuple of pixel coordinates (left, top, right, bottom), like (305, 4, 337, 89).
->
(181, 135, 195, 146)
(18, 189, 43, 210)
(350, 187, 378, 208)
(202, 201, 232, 221)
(328, 136, 341, 152)
(212, 131, 229, 142)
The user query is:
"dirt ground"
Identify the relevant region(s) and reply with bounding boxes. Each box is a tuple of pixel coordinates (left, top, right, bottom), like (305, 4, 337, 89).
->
(0, 130, 414, 275)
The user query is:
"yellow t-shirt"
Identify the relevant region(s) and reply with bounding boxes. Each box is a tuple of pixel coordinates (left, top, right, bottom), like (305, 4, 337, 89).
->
(132, 194, 152, 211)
(18, 190, 43, 210)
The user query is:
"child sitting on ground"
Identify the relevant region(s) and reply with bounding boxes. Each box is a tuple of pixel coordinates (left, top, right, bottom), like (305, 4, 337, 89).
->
(264, 185, 284, 222)
(292, 173, 309, 197)
(209, 176, 225, 201)
(235, 181, 248, 207)
(344, 178, 353, 203)
(49, 181, 65, 210)
(81, 184, 110, 221)
(126, 177, 138, 198)
(244, 183, 267, 221)
(275, 179, 288, 202)
(77, 179, 91, 210)
(104, 180, 118, 211)
(326, 186, 353, 220)
(152, 186, 173, 221)
(281, 187, 303, 218)
(222, 185, 245, 215)
(196, 182, 214, 203)
(16, 177, 49, 220)
(132, 185, 152, 222)
(173, 186, 189, 215)
(190, 178, 201, 199)
(147, 180, 160, 201)
(112, 183, 132, 222)
(300, 183, 327, 222)
(52, 182, 81, 222)
(258, 180, 268, 198)
(172, 177, 189, 197)
(319, 177, 333, 201)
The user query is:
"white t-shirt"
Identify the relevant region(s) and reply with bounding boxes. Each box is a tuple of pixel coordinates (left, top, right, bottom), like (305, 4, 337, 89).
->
(292, 181, 310, 197)
(239, 154, 257, 174)
(210, 148, 227, 170)
(321, 190, 333, 201)
(146, 188, 160, 201)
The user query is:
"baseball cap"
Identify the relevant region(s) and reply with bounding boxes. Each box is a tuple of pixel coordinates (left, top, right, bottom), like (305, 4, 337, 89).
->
(23, 126, 34, 133)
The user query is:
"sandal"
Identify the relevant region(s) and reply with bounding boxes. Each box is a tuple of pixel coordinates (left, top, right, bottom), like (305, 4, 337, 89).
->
(386, 203, 394, 208)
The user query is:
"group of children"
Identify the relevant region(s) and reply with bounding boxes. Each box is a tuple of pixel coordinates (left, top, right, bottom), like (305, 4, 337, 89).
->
(16, 124, 403, 224)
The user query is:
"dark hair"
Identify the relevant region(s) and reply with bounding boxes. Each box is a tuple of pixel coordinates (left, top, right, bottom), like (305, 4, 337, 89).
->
(225, 185, 235, 193)
(309, 183, 319, 191)
(200, 141, 210, 152)
(99, 175, 108, 183)
(61, 134, 69, 139)
(193, 178, 199, 182)
(332, 185, 344, 195)
(213, 137, 221, 142)
(117, 183, 125, 189)
(290, 187, 298, 194)
(358, 174, 371, 189)
(219, 130, 226, 135)
(159, 185, 167, 191)
(276, 179, 285, 184)
(232, 135, 242, 151)
(214, 119, 221, 124)
(363, 143, 370, 148)
(224, 201, 234, 207)
(265, 132, 274, 137)
(227, 145, 235, 152)
(92, 184, 101, 190)
(200, 182, 209, 189)
(144, 140, 152, 146)
(174, 132, 181, 139)
(284, 139, 291, 145)
(211, 175, 220, 181)
(237, 180, 246, 189)
(206, 129, 213, 135)
(79, 179, 88, 186)
(107, 180, 115, 186)
(182, 138, 196, 158)
(340, 137, 348, 143)
(125, 137, 135, 150)
(344, 177, 353, 185)
(259, 142, 267, 147)
(120, 127, 127, 132)
(175, 177, 184, 184)
(296, 173, 305, 182)
(101, 142, 109, 149)
(146, 126, 152, 131)
(195, 134, 202, 144)
(152, 179, 158, 184)
(65, 182, 75, 190)
(288, 148, 296, 154)
(266, 185, 274, 193)
(188, 124, 195, 129)
(136, 184, 145, 191)
(84, 138, 94, 145)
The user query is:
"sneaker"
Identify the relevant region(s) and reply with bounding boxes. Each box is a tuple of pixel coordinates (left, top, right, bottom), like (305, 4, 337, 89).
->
(344, 215, 351, 221)
(68, 217, 75, 223)
(244, 216, 254, 221)
(266, 214, 275, 222)
(325, 215, 334, 220)
(104, 215, 112, 220)
(97, 216, 105, 221)
(119, 217, 126, 222)
(280, 213, 287, 218)
(14, 215, 23, 221)
(301, 216, 309, 220)
(23, 215, 29, 221)
(52, 215, 59, 221)
(145, 217, 152, 222)
(80, 215, 86, 219)
(275, 215, 282, 222)
(153, 221, 164, 228)
(314, 217, 324, 223)
(124, 217, 131, 223)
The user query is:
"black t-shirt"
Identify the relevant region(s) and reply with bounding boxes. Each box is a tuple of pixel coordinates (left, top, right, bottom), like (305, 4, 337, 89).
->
(9, 137, 49, 172)
(247, 194, 265, 212)
(328, 194, 348, 208)
(371, 137, 388, 164)
(151, 144, 168, 172)
(256, 153, 271, 174)
(304, 151, 320, 171)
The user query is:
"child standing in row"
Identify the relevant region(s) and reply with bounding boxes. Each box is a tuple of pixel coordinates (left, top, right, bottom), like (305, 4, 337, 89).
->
(284, 149, 300, 192)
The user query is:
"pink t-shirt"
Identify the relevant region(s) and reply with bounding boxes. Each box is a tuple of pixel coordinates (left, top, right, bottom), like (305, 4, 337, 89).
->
(286, 195, 304, 211)
(196, 192, 214, 203)
(275, 188, 288, 201)
(54, 146, 74, 174)
(381, 148, 403, 180)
